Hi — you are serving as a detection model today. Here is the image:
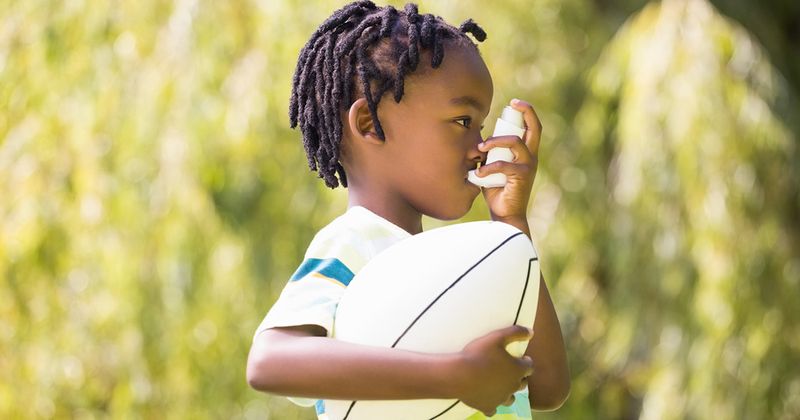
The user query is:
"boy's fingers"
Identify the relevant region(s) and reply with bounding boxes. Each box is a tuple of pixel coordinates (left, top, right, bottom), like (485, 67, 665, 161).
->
(515, 356, 534, 379)
(501, 394, 516, 407)
(501, 325, 534, 345)
(477, 160, 533, 178)
(519, 378, 530, 391)
(521, 355, 534, 375)
(478, 136, 530, 163)
(479, 135, 525, 150)
(483, 325, 529, 344)
(510, 98, 542, 153)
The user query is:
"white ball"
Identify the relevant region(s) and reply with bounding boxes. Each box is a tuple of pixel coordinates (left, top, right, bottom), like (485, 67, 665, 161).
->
(325, 221, 540, 420)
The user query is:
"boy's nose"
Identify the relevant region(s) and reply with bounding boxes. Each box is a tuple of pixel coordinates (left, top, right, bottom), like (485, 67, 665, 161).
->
(467, 135, 487, 163)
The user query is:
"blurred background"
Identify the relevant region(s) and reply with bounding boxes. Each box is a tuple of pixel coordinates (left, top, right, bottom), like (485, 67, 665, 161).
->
(1, 0, 798, 418)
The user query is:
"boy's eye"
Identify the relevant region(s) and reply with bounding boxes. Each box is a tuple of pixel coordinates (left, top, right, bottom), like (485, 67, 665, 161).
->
(455, 117, 472, 128)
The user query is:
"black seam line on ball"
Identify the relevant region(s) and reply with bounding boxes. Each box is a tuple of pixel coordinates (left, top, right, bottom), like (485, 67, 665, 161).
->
(343, 401, 357, 419)
(429, 399, 462, 419)
(343, 231, 526, 419)
(513, 257, 539, 326)
(390, 231, 525, 348)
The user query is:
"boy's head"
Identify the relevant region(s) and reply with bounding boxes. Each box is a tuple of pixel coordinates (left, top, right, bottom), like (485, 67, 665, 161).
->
(289, 1, 488, 190)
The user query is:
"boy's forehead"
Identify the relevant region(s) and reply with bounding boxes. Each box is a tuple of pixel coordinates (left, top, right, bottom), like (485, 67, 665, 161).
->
(404, 45, 493, 109)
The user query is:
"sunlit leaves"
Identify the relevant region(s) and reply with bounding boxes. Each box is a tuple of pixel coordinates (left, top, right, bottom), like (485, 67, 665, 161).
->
(1, 0, 797, 418)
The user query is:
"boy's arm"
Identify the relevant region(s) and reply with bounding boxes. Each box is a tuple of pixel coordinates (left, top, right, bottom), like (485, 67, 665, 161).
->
(526, 273, 570, 410)
(247, 323, 534, 417)
(497, 219, 570, 411)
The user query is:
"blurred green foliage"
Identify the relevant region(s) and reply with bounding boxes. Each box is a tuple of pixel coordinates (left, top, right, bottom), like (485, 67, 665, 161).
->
(1, 0, 797, 419)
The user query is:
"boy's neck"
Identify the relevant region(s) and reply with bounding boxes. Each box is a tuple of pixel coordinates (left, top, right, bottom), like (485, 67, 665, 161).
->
(348, 190, 423, 235)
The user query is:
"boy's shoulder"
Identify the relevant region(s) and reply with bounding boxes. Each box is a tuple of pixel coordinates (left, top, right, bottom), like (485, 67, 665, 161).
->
(305, 206, 411, 267)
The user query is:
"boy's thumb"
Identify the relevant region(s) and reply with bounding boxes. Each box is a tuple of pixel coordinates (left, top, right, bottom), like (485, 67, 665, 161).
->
(502, 325, 534, 343)
(502, 325, 533, 357)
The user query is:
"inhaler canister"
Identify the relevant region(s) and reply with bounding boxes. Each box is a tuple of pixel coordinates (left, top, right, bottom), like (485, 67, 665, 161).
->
(467, 106, 526, 188)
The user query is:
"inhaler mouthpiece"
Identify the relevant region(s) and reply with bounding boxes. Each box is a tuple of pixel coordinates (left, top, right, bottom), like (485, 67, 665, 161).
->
(468, 106, 526, 188)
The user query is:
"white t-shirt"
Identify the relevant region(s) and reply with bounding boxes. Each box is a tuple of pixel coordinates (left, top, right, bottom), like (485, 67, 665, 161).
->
(255, 206, 411, 337)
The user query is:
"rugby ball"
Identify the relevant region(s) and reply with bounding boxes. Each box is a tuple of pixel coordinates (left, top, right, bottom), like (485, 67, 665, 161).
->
(325, 221, 540, 420)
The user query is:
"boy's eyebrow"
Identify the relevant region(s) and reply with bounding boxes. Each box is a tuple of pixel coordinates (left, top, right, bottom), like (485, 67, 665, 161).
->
(449, 95, 487, 112)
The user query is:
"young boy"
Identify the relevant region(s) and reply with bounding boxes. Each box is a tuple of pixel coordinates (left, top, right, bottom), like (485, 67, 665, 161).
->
(247, 2, 570, 418)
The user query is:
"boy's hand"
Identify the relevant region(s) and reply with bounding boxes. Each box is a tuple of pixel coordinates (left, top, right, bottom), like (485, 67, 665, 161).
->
(454, 325, 534, 416)
(476, 99, 542, 229)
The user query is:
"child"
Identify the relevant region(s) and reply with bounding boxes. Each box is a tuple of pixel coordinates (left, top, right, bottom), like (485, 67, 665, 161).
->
(247, 1, 570, 418)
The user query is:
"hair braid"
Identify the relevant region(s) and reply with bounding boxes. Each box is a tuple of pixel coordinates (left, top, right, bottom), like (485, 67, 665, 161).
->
(289, 2, 487, 188)
(290, 1, 377, 128)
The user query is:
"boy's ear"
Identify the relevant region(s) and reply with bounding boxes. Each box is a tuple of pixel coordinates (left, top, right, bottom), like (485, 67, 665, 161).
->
(347, 98, 383, 145)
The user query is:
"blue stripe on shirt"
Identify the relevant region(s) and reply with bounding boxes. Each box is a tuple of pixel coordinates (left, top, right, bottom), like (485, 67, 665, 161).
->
(290, 258, 355, 286)
(315, 399, 325, 415)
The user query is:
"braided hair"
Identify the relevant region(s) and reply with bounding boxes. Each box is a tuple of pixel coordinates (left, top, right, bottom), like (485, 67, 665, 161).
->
(289, 1, 487, 188)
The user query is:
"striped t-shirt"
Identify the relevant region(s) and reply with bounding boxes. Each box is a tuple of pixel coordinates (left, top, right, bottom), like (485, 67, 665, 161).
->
(254, 206, 532, 419)
(255, 206, 411, 336)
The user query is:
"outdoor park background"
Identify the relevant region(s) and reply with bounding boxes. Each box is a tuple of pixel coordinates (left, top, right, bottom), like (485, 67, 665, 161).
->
(2, 0, 799, 418)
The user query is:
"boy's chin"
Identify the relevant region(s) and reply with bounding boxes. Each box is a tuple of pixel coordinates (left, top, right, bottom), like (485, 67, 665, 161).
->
(424, 198, 476, 221)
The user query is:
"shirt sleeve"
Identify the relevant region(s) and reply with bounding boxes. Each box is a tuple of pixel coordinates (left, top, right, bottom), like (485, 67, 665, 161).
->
(254, 226, 370, 338)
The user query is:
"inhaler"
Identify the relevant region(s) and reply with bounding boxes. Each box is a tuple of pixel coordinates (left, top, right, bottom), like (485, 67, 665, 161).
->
(467, 106, 526, 188)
